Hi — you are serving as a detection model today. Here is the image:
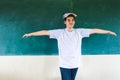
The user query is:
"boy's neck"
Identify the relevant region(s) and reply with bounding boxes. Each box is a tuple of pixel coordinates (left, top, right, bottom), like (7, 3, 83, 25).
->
(66, 27, 73, 32)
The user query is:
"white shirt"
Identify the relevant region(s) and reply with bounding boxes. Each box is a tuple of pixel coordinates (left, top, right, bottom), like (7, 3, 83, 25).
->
(49, 28, 91, 68)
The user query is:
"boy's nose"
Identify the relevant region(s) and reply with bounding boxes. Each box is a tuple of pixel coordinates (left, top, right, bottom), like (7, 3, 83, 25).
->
(69, 23, 73, 25)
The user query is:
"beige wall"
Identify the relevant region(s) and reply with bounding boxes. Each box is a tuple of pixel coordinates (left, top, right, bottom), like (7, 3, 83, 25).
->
(0, 55, 120, 80)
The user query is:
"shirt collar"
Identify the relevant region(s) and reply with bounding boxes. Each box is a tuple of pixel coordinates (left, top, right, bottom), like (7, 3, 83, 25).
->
(65, 28, 74, 32)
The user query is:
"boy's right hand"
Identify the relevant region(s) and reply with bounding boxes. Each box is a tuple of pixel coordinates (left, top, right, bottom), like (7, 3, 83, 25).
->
(22, 34, 31, 38)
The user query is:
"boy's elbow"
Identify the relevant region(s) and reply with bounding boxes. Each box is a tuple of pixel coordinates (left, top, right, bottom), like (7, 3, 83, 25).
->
(90, 28, 99, 34)
(43, 30, 50, 36)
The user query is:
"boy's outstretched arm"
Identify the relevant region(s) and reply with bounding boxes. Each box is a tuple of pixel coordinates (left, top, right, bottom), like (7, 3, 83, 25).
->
(90, 28, 117, 36)
(23, 30, 50, 38)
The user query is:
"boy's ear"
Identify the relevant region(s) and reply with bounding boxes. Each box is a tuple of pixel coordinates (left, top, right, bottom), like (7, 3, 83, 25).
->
(64, 21, 66, 24)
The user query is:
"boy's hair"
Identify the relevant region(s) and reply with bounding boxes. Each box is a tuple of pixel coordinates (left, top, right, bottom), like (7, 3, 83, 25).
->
(64, 14, 75, 21)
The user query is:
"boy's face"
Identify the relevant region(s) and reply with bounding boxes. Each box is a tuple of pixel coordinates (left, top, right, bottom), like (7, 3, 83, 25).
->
(64, 16, 75, 29)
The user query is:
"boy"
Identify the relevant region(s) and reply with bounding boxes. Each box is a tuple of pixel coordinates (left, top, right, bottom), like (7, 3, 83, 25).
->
(23, 13, 117, 80)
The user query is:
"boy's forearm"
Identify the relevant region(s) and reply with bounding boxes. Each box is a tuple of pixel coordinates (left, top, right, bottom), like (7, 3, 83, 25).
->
(94, 29, 110, 34)
(91, 28, 117, 36)
(29, 30, 49, 36)
(23, 30, 49, 38)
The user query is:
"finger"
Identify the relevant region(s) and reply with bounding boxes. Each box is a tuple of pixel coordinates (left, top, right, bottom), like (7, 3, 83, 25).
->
(22, 34, 27, 38)
(112, 32, 117, 36)
(114, 33, 117, 36)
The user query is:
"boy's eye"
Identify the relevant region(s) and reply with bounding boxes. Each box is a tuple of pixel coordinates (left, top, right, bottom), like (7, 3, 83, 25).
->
(67, 19, 74, 22)
(67, 19, 70, 21)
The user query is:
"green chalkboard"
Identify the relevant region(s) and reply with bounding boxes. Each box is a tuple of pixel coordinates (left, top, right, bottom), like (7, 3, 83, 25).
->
(0, 0, 119, 55)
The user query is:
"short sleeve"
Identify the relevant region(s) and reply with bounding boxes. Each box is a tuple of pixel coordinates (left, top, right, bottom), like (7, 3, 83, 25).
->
(48, 29, 62, 39)
(77, 28, 91, 38)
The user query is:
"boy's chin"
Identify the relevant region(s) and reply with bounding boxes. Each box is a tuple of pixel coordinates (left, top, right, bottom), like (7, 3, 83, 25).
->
(70, 26, 74, 28)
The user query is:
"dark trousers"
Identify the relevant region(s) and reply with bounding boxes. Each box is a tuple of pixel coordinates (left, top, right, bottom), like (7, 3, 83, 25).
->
(60, 67, 78, 80)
